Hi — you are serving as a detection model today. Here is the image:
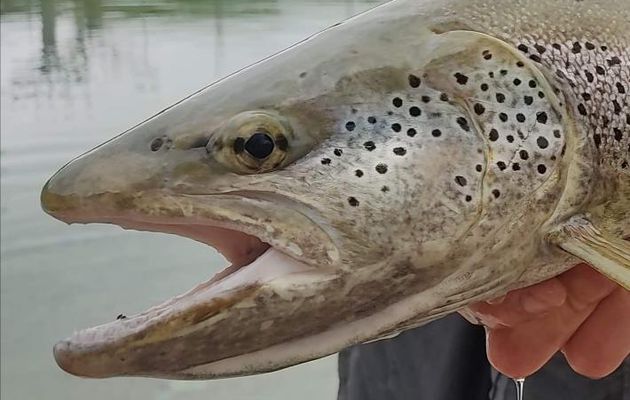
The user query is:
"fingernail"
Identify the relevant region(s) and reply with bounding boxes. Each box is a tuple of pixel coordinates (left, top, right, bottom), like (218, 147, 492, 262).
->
(487, 295, 507, 305)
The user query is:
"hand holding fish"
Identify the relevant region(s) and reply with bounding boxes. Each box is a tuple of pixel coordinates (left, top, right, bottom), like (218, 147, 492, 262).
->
(464, 264, 630, 379)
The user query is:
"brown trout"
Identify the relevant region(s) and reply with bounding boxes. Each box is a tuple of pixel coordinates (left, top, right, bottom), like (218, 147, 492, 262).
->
(41, 0, 629, 380)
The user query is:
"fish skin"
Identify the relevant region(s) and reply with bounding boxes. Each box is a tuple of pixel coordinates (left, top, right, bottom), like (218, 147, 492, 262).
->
(41, 0, 628, 380)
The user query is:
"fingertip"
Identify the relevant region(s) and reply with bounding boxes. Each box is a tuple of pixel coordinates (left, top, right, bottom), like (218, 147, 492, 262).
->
(485, 327, 555, 378)
(562, 348, 622, 379)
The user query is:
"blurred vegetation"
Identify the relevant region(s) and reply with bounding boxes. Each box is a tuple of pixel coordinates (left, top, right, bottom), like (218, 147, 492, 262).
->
(0, 0, 286, 18)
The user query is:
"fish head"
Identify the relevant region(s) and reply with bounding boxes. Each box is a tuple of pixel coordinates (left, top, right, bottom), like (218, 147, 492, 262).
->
(41, 0, 572, 380)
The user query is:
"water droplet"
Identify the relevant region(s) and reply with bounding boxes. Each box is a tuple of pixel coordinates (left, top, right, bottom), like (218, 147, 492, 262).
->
(513, 377, 525, 400)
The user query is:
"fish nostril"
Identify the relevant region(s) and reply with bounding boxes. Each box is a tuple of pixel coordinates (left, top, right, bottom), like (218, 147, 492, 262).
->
(150, 138, 164, 152)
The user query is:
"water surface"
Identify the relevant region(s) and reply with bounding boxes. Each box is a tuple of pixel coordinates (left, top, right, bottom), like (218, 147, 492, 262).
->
(0, 1, 380, 398)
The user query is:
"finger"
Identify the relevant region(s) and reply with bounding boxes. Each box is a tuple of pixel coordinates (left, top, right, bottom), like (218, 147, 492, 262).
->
(558, 264, 617, 309)
(486, 300, 597, 378)
(563, 287, 630, 378)
(518, 277, 566, 313)
(467, 277, 567, 328)
(486, 265, 617, 378)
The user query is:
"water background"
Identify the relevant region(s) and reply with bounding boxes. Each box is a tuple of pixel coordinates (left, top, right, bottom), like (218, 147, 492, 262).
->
(0, 1, 380, 398)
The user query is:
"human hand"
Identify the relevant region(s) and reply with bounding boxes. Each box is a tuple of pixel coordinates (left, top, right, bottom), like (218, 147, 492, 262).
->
(461, 264, 630, 379)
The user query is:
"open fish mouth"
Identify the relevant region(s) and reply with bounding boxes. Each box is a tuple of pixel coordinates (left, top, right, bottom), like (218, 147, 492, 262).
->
(42, 189, 345, 379)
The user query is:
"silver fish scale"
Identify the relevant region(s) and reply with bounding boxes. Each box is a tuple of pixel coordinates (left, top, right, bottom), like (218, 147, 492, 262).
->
(460, 0, 630, 172)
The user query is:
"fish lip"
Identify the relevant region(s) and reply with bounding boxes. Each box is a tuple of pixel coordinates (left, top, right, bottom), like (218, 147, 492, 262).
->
(42, 189, 340, 267)
(52, 248, 328, 379)
(46, 190, 341, 378)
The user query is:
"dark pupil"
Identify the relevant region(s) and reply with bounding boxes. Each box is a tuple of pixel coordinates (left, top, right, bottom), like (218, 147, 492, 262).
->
(244, 132, 275, 159)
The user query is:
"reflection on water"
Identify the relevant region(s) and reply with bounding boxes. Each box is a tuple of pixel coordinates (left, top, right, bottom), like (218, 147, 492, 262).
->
(0, 1, 380, 399)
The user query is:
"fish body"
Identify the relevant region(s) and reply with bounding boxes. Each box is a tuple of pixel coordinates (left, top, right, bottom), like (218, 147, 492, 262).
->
(41, 0, 629, 380)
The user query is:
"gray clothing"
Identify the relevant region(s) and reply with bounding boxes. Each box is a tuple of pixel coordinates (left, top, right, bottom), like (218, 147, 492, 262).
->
(338, 314, 629, 400)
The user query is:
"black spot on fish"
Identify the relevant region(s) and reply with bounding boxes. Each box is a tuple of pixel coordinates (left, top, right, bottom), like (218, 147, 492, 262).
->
(455, 176, 467, 186)
(348, 197, 359, 207)
(497, 161, 507, 171)
(368, 116, 377, 124)
(393, 147, 407, 156)
(364, 141, 376, 151)
(536, 112, 548, 124)
(492, 189, 501, 199)
(381, 186, 390, 193)
(346, 121, 356, 131)
(537, 164, 547, 174)
(334, 148, 343, 157)
(516, 113, 526, 123)
(409, 106, 422, 117)
(499, 113, 508, 122)
(375, 164, 388, 174)
(489, 129, 499, 141)
(517, 44, 529, 53)
(476, 164, 483, 172)
(496, 93, 506, 103)
(432, 129, 442, 137)
(584, 70, 594, 83)
(391, 123, 402, 132)
(407, 128, 417, 137)
(572, 42, 582, 53)
(607, 56, 621, 66)
(392, 97, 403, 108)
(524, 95, 534, 105)
(355, 169, 364, 177)
(512, 163, 521, 171)
(513, 78, 522, 86)
(454, 72, 469, 85)
(474, 104, 485, 115)
(408, 74, 421, 88)
(519, 150, 529, 160)
(534, 44, 547, 54)
(537, 136, 549, 149)
(614, 128, 623, 141)
(456, 117, 470, 132)
(321, 158, 331, 165)
(577, 103, 588, 115)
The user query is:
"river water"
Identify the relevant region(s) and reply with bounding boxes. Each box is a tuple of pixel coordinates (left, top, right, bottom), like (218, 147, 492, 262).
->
(0, 1, 380, 399)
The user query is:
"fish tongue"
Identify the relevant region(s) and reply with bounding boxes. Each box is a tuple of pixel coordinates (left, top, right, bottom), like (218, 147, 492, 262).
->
(208, 247, 314, 295)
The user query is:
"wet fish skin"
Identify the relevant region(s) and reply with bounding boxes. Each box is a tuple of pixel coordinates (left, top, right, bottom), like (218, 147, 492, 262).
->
(41, 0, 629, 380)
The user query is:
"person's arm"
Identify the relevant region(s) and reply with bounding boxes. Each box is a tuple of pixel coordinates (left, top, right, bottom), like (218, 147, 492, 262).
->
(461, 264, 630, 379)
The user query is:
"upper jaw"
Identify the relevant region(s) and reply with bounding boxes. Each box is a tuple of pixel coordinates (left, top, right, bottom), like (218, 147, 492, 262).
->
(41, 186, 340, 268)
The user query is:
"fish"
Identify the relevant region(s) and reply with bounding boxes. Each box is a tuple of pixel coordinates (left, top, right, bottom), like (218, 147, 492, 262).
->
(41, 0, 629, 381)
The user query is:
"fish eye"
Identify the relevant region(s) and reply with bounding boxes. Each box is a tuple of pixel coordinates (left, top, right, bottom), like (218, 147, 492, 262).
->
(244, 131, 275, 159)
(210, 111, 291, 174)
